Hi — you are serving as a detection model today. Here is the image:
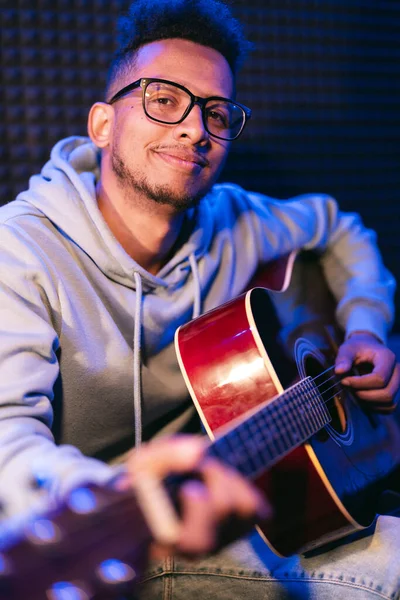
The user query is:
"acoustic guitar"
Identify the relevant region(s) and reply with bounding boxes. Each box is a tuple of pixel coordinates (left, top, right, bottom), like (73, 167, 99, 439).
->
(0, 251, 399, 599)
(176, 250, 400, 556)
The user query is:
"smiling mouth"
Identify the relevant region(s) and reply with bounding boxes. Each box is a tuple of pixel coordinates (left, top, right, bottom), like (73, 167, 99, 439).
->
(153, 150, 207, 172)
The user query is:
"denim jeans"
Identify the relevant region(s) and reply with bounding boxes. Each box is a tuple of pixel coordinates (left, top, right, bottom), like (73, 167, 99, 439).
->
(137, 515, 400, 599)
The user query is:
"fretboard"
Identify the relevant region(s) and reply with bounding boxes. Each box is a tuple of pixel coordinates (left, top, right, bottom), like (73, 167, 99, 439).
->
(206, 377, 331, 479)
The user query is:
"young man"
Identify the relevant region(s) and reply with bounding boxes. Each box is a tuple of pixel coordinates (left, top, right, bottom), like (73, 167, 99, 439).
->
(1, 0, 399, 597)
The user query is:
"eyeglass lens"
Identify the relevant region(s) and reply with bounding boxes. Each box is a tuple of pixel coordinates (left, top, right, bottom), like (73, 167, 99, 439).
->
(144, 81, 245, 140)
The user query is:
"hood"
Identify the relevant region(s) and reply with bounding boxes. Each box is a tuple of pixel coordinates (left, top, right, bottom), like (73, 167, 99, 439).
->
(16, 136, 214, 292)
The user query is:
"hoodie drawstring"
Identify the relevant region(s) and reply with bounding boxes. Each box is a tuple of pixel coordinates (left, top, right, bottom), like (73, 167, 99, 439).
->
(189, 252, 202, 319)
(133, 271, 143, 447)
(132, 255, 201, 447)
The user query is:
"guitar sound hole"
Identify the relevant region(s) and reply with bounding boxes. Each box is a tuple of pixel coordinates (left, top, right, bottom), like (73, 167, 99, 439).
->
(304, 356, 347, 435)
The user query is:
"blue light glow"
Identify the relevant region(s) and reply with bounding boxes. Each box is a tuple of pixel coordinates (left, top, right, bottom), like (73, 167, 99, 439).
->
(97, 558, 136, 583)
(27, 519, 58, 543)
(49, 581, 88, 600)
(67, 487, 97, 514)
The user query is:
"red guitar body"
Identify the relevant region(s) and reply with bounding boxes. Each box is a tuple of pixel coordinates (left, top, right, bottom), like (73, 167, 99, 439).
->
(175, 252, 400, 556)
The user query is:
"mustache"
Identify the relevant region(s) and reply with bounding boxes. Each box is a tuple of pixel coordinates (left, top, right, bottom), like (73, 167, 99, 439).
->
(151, 145, 210, 167)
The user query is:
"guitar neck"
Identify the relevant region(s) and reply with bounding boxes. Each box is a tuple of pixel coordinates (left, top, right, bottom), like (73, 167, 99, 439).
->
(206, 376, 331, 479)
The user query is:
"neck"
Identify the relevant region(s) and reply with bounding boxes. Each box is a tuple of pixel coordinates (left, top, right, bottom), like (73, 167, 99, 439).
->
(96, 180, 184, 275)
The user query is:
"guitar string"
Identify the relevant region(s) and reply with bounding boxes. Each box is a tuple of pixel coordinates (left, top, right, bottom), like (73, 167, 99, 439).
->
(235, 378, 347, 447)
(317, 378, 346, 399)
(306, 364, 363, 405)
(234, 379, 345, 449)
(312, 373, 344, 398)
(278, 362, 363, 408)
(221, 361, 372, 449)
(309, 366, 374, 407)
(297, 377, 348, 407)
(224, 379, 347, 474)
(311, 364, 336, 382)
(311, 370, 363, 405)
(269, 362, 368, 407)
(214, 380, 344, 475)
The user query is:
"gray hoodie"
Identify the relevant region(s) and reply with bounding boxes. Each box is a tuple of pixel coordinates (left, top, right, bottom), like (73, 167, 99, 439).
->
(0, 136, 395, 518)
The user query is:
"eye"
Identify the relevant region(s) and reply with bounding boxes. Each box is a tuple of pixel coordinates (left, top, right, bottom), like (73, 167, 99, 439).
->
(206, 108, 229, 128)
(153, 95, 176, 105)
(147, 94, 176, 105)
(145, 86, 183, 108)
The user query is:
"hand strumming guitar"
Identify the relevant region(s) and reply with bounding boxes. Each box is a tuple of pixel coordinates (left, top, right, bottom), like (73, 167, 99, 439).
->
(335, 332, 400, 412)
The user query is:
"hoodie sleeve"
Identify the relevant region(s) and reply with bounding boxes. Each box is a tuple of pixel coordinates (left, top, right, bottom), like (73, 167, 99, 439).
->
(239, 189, 396, 343)
(0, 222, 125, 520)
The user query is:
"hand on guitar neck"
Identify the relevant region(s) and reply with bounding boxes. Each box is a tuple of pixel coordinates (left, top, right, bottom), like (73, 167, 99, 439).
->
(335, 331, 400, 413)
(120, 435, 270, 558)
(0, 436, 269, 600)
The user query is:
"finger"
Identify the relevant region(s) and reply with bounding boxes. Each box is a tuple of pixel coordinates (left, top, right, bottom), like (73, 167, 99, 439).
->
(341, 372, 387, 390)
(127, 435, 207, 481)
(335, 351, 353, 374)
(341, 355, 397, 390)
(199, 458, 270, 521)
(335, 337, 368, 373)
(352, 364, 400, 406)
(126, 436, 208, 549)
(177, 480, 216, 554)
(150, 480, 217, 558)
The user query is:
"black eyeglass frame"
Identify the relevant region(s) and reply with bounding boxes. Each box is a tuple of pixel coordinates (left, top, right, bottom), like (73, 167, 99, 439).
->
(107, 77, 252, 141)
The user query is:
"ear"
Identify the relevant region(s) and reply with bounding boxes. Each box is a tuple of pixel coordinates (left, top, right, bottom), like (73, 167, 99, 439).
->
(87, 102, 114, 148)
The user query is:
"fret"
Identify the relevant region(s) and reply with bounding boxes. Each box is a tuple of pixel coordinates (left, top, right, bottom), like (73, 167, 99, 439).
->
(294, 381, 319, 433)
(244, 413, 279, 471)
(207, 377, 331, 479)
(210, 431, 239, 468)
(280, 397, 297, 444)
(256, 408, 280, 459)
(307, 379, 331, 426)
(257, 410, 281, 462)
(278, 391, 303, 449)
(247, 416, 275, 471)
(237, 421, 263, 475)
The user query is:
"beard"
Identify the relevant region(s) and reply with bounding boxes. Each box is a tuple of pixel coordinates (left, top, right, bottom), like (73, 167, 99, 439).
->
(111, 151, 208, 213)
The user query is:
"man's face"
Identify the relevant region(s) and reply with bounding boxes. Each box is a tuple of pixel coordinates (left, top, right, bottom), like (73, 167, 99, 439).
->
(106, 39, 234, 212)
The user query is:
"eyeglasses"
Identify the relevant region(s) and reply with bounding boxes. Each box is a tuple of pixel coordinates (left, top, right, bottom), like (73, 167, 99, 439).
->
(108, 77, 252, 141)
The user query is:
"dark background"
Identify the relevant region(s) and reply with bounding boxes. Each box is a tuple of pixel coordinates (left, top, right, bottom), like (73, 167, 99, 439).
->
(1, 0, 400, 331)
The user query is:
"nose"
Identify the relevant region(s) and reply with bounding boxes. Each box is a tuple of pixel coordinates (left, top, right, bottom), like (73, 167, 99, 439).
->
(173, 103, 209, 145)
